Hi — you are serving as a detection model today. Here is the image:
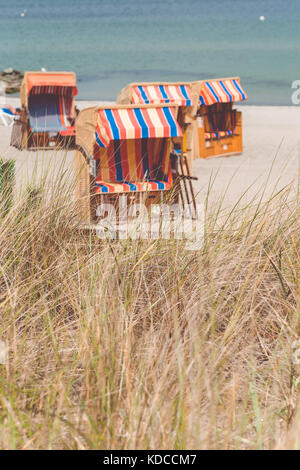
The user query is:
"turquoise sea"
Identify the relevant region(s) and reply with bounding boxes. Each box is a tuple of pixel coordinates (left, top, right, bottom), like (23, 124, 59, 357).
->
(0, 0, 299, 104)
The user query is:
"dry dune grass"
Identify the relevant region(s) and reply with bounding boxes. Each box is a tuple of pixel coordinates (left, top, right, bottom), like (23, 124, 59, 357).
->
(0, 165, 299, 450)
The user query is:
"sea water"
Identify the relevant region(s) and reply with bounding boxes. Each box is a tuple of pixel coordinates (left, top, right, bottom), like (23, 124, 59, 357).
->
(0, 0, 299, 104)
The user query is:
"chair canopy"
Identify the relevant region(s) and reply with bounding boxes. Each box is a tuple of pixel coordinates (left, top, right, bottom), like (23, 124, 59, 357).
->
(131, 84, 192, 106)
(21, 72, 77, 133)
(95, 106, 182, 148)
(25, 72, 78, 97)
(117, 83, 193, 107)
(76, 104, 182, 194)
(199, 78, 247, 106)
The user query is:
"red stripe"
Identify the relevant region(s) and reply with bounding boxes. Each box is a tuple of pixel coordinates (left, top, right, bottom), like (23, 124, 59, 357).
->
(204, 83, 217, 104)
(133, 86, 144, 104)
(98, 110, 112, 145)
(111, 109, 127, 140)
(108, 143, 117, 182)
(167, 166, 172, 187)
(164, 85, 175, 103)
(153, 85, 164, 103)
(120, 141, 130, 181)
(58, 96, 65, 128)
(95, 182, 116, 193)
(150, 181, 158, 190)
(177, 85, 187, 103)
(95, 125, 109, 147)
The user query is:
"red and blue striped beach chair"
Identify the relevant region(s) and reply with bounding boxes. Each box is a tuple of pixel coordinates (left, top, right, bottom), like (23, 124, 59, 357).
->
(117, 82, 196, 172)
(75, 104, 189, 224)
(194, 77, 248, 159)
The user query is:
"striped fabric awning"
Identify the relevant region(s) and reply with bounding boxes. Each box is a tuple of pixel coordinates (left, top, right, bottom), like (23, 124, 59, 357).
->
(29, 86, 76, 97)
(95, 107, 182, 148)
(131, 85, 192, 106)
(199, 78, 247, 106)
(95, 177, 172, 194)
(204, 130, 233, 141)
(26, 73, 78, 96)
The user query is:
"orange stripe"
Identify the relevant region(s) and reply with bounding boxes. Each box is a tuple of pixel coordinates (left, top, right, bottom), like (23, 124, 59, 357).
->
(59, 97, 66, 128)
(135, 139, 143, 180)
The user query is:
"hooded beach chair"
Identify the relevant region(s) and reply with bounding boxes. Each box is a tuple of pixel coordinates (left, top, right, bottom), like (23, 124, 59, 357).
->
(15, 71, 77, 149)
(117, 82, 198, 173)
(74, 103, 199, 225)
(192, 77, 248, 159)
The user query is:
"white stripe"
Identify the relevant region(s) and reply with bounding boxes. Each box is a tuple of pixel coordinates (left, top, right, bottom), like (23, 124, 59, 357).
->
(132, 89, 140, 104)
(146, 108, 165, 138)
(117, 109, 137, 139)
(224, 80, 240, 101)
(213, 81, 230, 102)
(145, 86, 160, 102)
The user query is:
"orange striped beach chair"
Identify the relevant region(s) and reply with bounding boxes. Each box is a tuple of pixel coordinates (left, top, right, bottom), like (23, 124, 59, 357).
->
(192, 77, 248, 159)
(75, 103, 194, 225)
(14, 71, 78, 149)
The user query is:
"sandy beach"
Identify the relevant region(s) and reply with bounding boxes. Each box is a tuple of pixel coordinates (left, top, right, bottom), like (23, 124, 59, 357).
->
(1, 98, 299, 208)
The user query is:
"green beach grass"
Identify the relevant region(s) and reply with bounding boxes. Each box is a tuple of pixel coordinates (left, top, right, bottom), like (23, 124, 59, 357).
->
(0, 159, 299, 450)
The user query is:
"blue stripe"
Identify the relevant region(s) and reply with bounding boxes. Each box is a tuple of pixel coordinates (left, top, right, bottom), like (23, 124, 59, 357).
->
(138, 86, 150, 104)
(159, 85, 170, 103)
(162, 107, 179, 137)
(232, 79, 246, 101)
(95, 132, 106, 148)
(150, 180, 165, 190)
(96, 183, 108, 193)
(133, 108, 149, 138)
(199, 96, 205, 105)
(219, 81, 233, 102)
(123, 182, 137, 191)
(104, 109, 120, 140)
(113, 141, 123, 182)
(206, 82, 220, 103)
(180, 85, 192, 106)
(2, 108, 14, 115)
